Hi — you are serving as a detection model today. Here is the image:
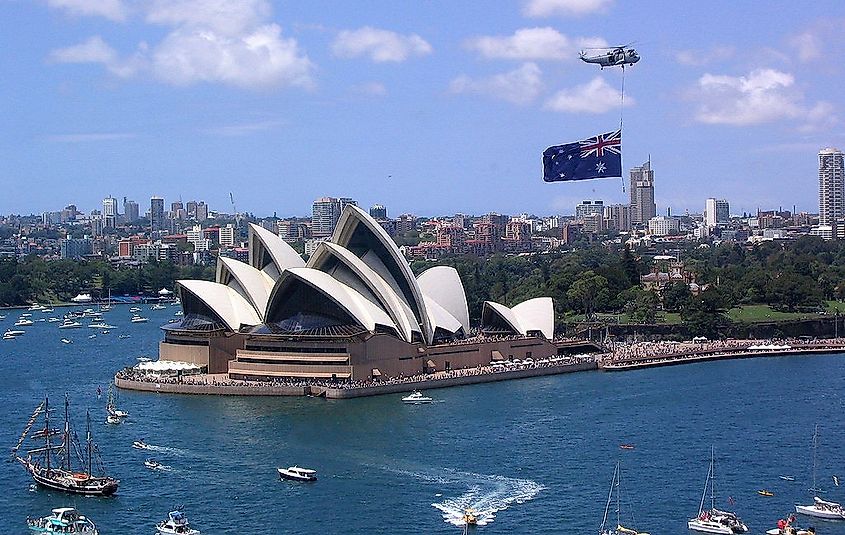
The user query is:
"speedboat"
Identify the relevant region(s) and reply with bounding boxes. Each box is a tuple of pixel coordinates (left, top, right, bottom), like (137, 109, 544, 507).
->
(150, 304, 166, 311)
(106, 414, 121, 424)
(118, 334, 131, 339)
(156, 510, 200, 535)
(462, 509, 478, 525)
(15, 318, 34, 327)
(144, 459, 160, 470)
(26, 507, 98, 534)
(132, 440, 151, 450)
(61, 339, 72, 345)
(401, 391, 433, 404)
(766, 517, 815, 535)
(130, 315, 149, 323)
(129, 307, 141, 312)
(5, 329, 25, 337)
(277, 466, 317, 482)
(47, 317, 61, 323)
(88, 323, 115, 329)
(795, 496, 845, 520)
(759, 490, 775, 497)
(3, 333, 17, 340)
(780, 476, 795, 481)
(59, 320, 82, 329)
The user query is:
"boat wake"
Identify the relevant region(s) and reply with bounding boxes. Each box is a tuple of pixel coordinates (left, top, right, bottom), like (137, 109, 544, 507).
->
(389, 466, 543, 527)
(144, 444, 188, 456)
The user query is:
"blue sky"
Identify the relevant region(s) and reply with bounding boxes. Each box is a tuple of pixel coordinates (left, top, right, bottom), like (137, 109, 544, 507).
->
(1, 0, 843, 218)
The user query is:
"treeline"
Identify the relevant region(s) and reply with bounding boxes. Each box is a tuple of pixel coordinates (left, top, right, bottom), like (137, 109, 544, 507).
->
(0, 257, 214, 306)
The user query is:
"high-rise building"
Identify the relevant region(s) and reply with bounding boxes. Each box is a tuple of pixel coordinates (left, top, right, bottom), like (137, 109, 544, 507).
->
(150, 196, 165, 232)
(195, 201, 208, 222)
(312, 197, 358, 237)
(704, 198, 730, 228)
(186, 201, 198, 219)
(219, 224, 236, 247)
(575, 200, 604, 220)
(124, 199, 139, 223)
(369, 204, 387, 220)
(630, 159, 657, 225)
(818, 148, 844, 233)
(604, 204, 631, 231)
(102, 196, 118, 229)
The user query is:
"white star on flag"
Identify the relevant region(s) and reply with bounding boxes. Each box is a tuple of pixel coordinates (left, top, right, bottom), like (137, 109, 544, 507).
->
(596, 161, 606, 173)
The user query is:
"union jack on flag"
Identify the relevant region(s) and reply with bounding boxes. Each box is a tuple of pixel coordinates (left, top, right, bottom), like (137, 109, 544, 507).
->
(579, 129, 622, 158)
(542, 129, 623, 182)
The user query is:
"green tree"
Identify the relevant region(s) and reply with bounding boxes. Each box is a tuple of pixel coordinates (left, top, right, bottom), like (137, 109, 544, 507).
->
(567, 270, 609, 320)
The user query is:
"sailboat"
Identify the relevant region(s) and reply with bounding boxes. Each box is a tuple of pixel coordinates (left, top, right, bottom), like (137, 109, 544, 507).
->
(106, 383, 128, 419)
(11, 395, 119, 496)
(600, 461, 650, 535)
(795, 425, 845, 520)
(688, 447, 748, 533)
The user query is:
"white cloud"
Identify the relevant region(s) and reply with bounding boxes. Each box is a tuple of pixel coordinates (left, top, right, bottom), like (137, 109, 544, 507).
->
(47, 0, 127, 21)
(49, 36, 117, 64)
(465, 27, 606, 61)
(450, 63, 543, 105)
(331, 27, 432, 63)
(46, 0, 314, 90)
(789, 32, 822, 62)
(674, 45, 734, 66)
(691, 68, 834, 127)
(523, 0, 613, 17)
(544, 77, 626, 113)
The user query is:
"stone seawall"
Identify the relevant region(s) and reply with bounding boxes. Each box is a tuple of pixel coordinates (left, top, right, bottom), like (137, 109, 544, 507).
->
(115, 377, 308, 396)
(600, 346, 845, 372)
(321, 361, 597, 399)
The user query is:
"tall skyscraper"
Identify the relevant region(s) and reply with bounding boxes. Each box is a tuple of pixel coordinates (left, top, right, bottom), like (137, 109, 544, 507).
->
(312, 197, 358, 237)
(195, 201, 208, 222)
(150, 196, 165, 233)
(123, 199, 139, 223)
(102, 196, 118, 228)
(704, 198, 730, 228)
(819, 148, 844, 231)
(630, 159, 656, 225)
(369, 204, 387, 220)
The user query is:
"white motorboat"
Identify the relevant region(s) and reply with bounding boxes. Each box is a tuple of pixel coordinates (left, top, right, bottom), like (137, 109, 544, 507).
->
(766, 515, 815, 535)
(106, 414, 121, 425)
(132, 440, 151, 450)
(61, 339, 72, 345)
(15, 318, 34, 327)
(0, 314, 5, 319)
(59, 320, 82, 329)
(130, 315, 149, 323)
(150, 304, 166, 311)
(27, 304, 44, 311)
(129, 307, 141, 312)
(106, 384, 128, 418)
(144, 459, 161, 470)
(796, 497, 845, 520)
(88, 323, 115, 329)
(5, 329, 26, 337)
(278, 466, 317, 482)
(156, 510, 200, 535)
(795, 425, 843, 520)
(3, 333, 17, 340)
(119, 334, 131, 339)
(26, 507, 98, 534)
(48, 317, 61, 323)
(600, 462, 650, 535)
(688, 447, 748, 533)
(402, 391, 434, 404)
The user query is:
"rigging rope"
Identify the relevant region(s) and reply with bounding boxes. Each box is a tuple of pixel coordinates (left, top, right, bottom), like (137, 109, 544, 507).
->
(620, 66, 626, 193)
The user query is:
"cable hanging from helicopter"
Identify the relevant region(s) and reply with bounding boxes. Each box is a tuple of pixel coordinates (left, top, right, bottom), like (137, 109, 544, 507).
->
(578, 45, 640, 130)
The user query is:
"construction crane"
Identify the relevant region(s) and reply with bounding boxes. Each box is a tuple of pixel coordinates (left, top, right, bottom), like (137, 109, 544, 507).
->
(229, 192, 241, 226)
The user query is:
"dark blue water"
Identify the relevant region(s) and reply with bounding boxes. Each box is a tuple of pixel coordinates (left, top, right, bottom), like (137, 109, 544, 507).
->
(2, 305, 845, 534)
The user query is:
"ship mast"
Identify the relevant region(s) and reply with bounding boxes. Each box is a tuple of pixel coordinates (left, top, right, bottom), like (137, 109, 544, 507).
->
(63, 394, 71, 471)
(86, 410, 93, 476)
(44, 396, 51, 471)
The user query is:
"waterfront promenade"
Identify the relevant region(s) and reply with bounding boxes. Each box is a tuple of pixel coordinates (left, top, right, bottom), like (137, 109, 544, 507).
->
(115, 357, 597, 399)
(599, 338, 845, 371)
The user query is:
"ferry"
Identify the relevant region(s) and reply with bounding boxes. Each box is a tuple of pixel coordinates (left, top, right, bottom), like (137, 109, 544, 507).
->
(26, 507, 98, 534)
(277, 466, 317, 482)
(401, 391, 433, 404)
(156, 510, 200, 535)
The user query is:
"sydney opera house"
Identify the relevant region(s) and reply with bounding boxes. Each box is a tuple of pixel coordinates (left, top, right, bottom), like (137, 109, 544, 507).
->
(161, 206, 563, 382)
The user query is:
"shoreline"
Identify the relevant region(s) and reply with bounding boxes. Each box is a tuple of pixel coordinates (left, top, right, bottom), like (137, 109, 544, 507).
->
(116, 361, 597, 399)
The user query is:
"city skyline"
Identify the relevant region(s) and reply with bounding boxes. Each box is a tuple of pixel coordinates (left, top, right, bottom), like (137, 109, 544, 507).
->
(1, 1, 844, 216)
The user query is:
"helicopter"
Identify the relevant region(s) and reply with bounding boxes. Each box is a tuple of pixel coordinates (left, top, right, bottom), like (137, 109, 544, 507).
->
(579, 46, 640, 69)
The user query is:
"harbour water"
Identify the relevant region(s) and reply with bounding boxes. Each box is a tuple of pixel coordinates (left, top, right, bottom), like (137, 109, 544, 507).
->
(2, 305, 845, 534)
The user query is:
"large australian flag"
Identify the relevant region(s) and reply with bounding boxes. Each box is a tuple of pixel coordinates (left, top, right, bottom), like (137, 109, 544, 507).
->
(543, 129, 622, 182)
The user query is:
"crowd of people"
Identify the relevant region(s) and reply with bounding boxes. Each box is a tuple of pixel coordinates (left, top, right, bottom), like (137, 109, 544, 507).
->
(603, 337, 845, 364)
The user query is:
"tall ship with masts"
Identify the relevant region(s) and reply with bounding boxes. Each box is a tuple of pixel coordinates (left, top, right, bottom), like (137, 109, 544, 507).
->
(10, 395, 119, 496)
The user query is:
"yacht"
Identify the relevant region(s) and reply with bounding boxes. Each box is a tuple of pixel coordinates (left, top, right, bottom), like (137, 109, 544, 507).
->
(130, 315, 149, 324)
(5, 329, 26, 337)
(277, 466, 317, 482)
(402, 391, 434, 404)
(58, 319, 82, 329)
(795, 425, 844, 520)
(26, 507, 98, 534)
(688, 448, 748, 533)
(15, 318, 34, 327)
(156, 510, 200, 535)
(600, 462, 650, 535)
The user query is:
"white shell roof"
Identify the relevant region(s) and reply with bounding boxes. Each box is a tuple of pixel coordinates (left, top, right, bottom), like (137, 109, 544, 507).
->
(308, 242, 420, 342)
(177, 280, 261, 331)
(268, 267, 397, 334)
(248, 223, 305, 278)
(483, 297, 555, 339)
(417, 266, 470, 334)
(512, 297, 554, 339)
(216, 256, 275, 320)
(332, 205, 433, 342)
(423, 295, 463, 335)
